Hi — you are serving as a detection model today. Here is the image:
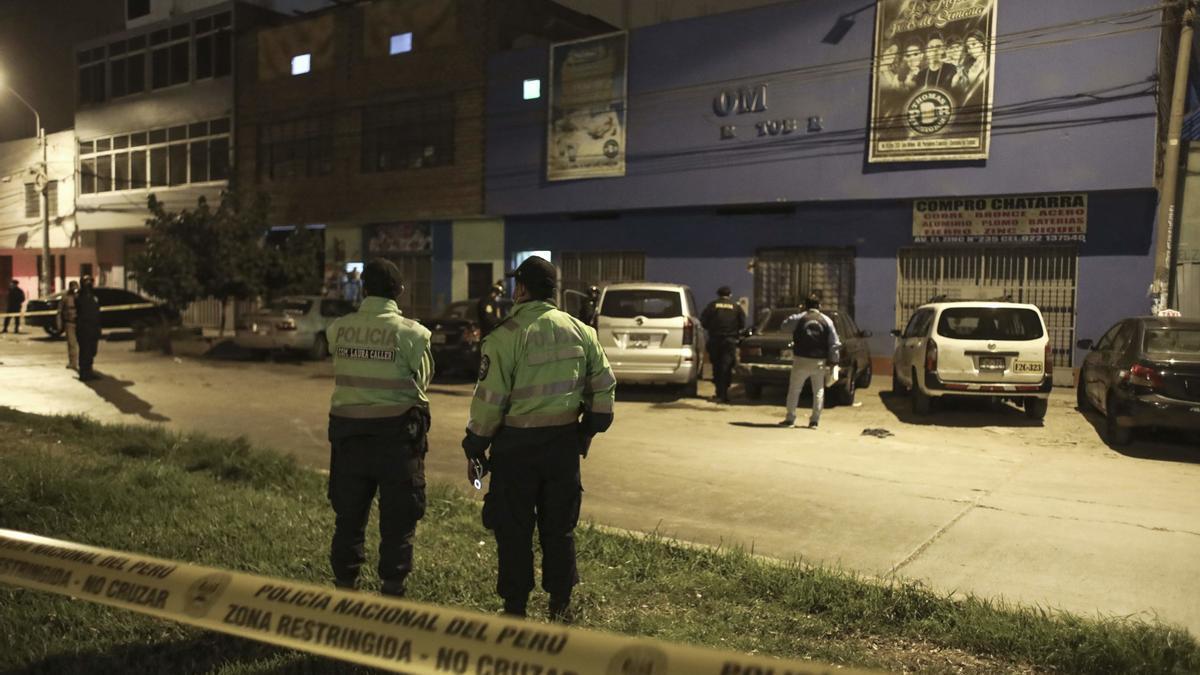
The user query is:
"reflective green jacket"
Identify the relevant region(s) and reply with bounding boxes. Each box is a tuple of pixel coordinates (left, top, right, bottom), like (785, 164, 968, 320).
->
(329, 296, 433, 419)
(467, 300, 615, 440)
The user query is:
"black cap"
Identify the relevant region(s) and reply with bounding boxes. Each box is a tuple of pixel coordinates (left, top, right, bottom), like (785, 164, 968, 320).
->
(363, 258, 404, 298)
(717, 286, 732, 296)
(507, 255, 557, 292)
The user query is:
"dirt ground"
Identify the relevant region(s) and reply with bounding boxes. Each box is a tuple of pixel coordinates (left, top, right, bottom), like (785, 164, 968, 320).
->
(2, 330, 1198, 635)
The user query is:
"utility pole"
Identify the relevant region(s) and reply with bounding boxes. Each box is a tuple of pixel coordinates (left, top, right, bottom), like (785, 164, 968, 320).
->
(1153, 2, 1195, 314)
(40, 126, 51, 298)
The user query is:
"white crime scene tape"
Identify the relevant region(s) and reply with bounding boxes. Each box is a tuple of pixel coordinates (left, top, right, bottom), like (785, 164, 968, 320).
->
(0, 529, 880, 675)
(0, 302, 158, 319)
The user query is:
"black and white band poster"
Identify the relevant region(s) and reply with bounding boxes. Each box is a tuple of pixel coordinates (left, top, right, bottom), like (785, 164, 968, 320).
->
(869, 0, 998, 163)
(547, 32, 628, 181)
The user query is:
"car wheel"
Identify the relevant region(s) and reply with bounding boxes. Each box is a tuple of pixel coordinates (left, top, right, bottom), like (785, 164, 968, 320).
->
(1105, 394, 1133, 446)
(911, 370, 932, 416)
(856, 362, 873, 389)
(42, 324, 62, 339)
(1075, 369, 1090, 411)
(309, 333, 329, 361)
(1024, 397, 1048, 421)
(834, 367, 857, 406)
(745, 382, 763, 400)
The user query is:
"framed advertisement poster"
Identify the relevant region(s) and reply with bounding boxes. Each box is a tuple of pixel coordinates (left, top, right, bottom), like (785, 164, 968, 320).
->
(868, 0, 998, 163)
(547, 32, 628, 181)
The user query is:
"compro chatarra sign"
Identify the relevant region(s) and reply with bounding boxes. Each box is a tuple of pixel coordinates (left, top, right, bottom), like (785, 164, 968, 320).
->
(869, 0, 998, 163)
(913, 193, 1088, 243)
(547, 32, 628, 181)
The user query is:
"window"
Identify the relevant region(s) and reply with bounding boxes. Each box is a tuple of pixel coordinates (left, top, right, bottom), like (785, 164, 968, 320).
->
(361, 97, 454, 172)
(24, 184, 38, 218)
(78, 47, 106, 105)
(600, 290, 683, 319)
(127, 0, 150, 20)
(110, 38, 147, 98)
(79, 118, 231, 193)
(195, 12, 232, 79)
(523, 78, 541, 100)
(259, 116, 334, 180)
(151, 24, 190, 89)
(903, 309, 933, 338)
(291, 53, 311, 75)
(936, 307, 1045, 341)
(1144, 329, 1200, 355)
(46, 181, 58, 217)
(389, 32, 413, 55)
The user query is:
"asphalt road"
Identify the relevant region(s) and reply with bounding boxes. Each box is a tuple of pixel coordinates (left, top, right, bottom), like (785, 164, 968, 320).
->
(2, 330, 1199, 634)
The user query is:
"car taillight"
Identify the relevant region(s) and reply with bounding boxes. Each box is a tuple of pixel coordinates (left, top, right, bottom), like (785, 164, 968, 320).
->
(276, 319, 296, 331)
(1044, 342, 1053, 377)
(464, 327, 481, 344)
(683, 317, 694, 345)
(1127, 363, 1164, 389)
(739, 346, 762, 360)
(925, 339, 938, 373)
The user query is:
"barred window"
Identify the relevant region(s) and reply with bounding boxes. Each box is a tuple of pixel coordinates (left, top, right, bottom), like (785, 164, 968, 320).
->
(79, 118, 231, 194)
(361, 96, 454, 173)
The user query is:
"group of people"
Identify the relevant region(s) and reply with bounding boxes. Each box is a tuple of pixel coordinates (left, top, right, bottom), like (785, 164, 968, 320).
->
(877, 31, 989, 96)
(3, 277, 102, 380)
(326, 256, 616, 622)
(701, 287, 841, 428)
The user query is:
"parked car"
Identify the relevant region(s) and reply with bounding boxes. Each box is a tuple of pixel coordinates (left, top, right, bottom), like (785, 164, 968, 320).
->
(735, 307, 873, 404)
(423, 298, 513, 377)
(891, 301, 1053, 420)
(24, 287, 180, 338)
(1076, 316, 1200, 445)
(596, 283, 706, 395)
(234, 296, 355, 360)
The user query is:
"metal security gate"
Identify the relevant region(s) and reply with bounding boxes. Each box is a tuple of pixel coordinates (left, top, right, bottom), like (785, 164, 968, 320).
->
(897, 246, 1079, 375)
(754, 248, 855, 315)
(559, 251, 645, 315)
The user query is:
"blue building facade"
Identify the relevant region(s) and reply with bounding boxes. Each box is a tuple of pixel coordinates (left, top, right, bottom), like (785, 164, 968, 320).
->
(485, 0, 1165, 379)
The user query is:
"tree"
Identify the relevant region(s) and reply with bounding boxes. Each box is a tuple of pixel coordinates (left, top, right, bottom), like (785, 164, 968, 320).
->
(265, 225, 325, 299)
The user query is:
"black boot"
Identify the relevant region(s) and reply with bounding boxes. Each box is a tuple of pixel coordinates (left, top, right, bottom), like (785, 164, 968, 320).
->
(380, 580, 405, 598)
(549, 595, 572, 624)
(502, 597, 527, 618)
(334, 577, 358, 591)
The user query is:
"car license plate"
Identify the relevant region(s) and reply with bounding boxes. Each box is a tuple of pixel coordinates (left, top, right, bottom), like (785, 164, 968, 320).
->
(979, 356, 1005, 370)
(1013, 361, 1043, 373)
(431, 333, 447, 344)
(628, 333, 652, 348)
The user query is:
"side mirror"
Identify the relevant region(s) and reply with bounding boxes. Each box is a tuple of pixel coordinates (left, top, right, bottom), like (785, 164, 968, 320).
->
(859, 330, 873, 338)
(890, 329, 902, 337)
(1076, 338, 1094, 351)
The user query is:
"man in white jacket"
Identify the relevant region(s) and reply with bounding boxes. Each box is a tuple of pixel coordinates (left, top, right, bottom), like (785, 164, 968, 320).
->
(779, 295, 841, 429)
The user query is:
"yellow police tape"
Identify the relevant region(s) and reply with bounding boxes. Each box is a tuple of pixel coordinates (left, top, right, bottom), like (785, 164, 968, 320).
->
(0, 528, 879, 675)
(0, 302, 158, 319)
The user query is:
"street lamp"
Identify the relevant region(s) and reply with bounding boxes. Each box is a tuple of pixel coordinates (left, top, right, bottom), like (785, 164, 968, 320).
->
(0, 73, 52, 298)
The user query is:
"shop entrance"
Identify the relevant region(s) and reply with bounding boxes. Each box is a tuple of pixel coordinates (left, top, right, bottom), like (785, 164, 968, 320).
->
(753, 248, 855, 316)
(897, 245, 1079, 382)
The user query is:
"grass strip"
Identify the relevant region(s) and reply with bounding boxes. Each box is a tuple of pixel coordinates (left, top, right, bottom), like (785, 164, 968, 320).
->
(0, 407, 1196, 674)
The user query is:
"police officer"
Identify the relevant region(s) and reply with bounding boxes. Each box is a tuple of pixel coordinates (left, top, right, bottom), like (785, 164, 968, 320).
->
(462, 256, 616, 622)
(327, 258, 433, 597)
(577, 285, 601, 327)
(75, 276, 102, 381)
(700, 285, 746, 403)
(476, 281, 506, 339)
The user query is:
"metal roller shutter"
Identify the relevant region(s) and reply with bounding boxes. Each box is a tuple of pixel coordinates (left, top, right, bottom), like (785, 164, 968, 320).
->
(754, 248, 855, 316)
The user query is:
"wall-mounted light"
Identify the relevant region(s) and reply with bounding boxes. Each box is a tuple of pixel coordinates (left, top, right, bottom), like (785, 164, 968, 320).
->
(291, 53, 311, 75)
(390, 32, 413, 55)
(523, 78, 542, 100)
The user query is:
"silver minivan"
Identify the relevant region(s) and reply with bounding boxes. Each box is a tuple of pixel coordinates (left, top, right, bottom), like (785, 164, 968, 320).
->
(595, 283, 706, 395)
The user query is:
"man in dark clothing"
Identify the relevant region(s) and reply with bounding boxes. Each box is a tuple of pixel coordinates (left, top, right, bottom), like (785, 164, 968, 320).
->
(700, 286, 746, 403)
(476, 281, 506, 338)
(326, 259, 433, 597)
(75, 276, 102, 380)
(578, 286, 601, 326)
(2, 280, 25, 333)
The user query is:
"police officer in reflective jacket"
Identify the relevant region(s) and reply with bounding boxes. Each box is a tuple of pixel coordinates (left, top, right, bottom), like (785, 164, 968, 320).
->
(700, 286, 746, 403)
(462, 256, 616, 621)
(327, 258, 434, 597)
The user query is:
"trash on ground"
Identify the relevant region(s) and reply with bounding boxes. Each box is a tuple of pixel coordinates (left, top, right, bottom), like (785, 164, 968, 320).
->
(861, 428, 893, 438)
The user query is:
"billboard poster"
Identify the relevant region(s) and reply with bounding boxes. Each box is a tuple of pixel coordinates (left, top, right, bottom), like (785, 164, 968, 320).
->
(913, 193, 1087, 243)
(365, 222, 433, 254)
(869, 0, 998, 163)
(547, 32, 628, 181)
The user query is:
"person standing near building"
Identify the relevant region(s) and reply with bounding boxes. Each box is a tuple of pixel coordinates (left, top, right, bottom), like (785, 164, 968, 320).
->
(700, 286, 745, 403)
(58, 281, 80, 370)
(2, 280, 25, 334)
(75, 276, 101, 381)
(476, 281, 506, 338)
(779, 295, 840, 429)
(342, 268, 364, 305)
(462, 256, 616, 622)
(326, 259, 433, 597)
(577, 285, 601, 327)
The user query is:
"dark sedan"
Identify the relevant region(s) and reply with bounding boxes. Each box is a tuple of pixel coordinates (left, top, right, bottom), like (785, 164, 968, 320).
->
(735, 307, 873, 404)
(423, 298, 512, 377)
(1077, 316, 1200, 446)
(24, 287, 179, 338)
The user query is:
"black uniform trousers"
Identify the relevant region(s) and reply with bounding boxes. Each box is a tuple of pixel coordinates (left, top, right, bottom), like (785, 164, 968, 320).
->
(482, 424, 582, 604)
(77, 325, 100, 376)
(328, 434, 426, 586)
(708, 336, 738, 399)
